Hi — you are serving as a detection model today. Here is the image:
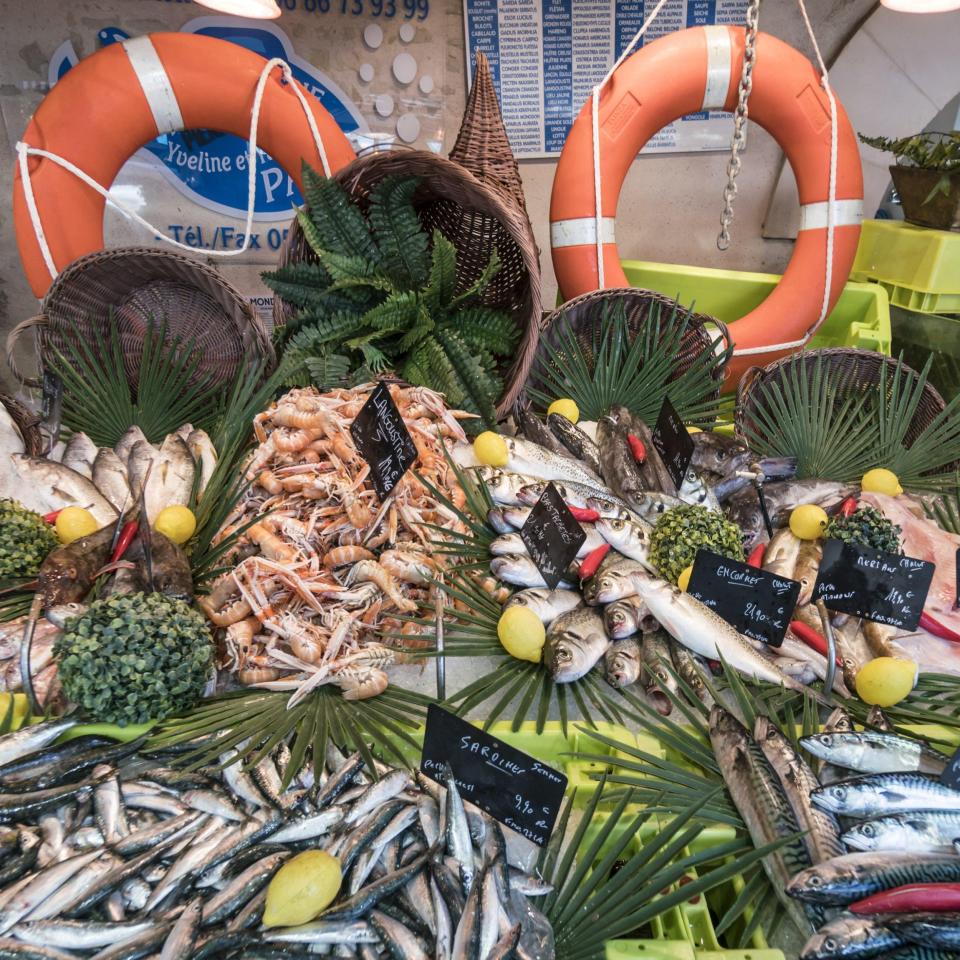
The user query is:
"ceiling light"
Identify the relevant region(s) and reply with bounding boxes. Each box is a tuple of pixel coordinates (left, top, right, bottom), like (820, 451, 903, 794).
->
(193, 0, 281, 18)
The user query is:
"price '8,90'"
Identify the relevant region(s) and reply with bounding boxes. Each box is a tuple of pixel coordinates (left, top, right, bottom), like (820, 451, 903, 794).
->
(282, 0, 429, 18)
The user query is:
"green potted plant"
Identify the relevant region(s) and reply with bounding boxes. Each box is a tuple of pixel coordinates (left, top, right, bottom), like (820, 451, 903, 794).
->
(860, 131, 960, 231)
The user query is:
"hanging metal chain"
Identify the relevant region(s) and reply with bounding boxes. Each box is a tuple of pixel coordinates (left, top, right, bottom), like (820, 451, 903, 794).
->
(717, 0, 761, 251)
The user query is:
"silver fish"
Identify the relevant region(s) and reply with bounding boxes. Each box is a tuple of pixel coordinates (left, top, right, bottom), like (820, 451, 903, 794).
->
(12, 918, 154, 950)
(641, 631, 677, 715)
(799, 732, 947, 776)
(886, 913, 960, 951)
(160, 896, 201, 960)
(517, 477, 621, 511)
(677, 468, 721, 512)
(10, 456, 117, 527)
(0, 720, 76, 769)
(812, 773, 960, 817)
(584, 554, 645, 606)
(842, 811, 960, 853)
(61, 432, 98, 479)
(504, 435, 603, 488)
(604, 637, 641, 688)
(186, 429, 217, 498)
(501, 506, 532, 529)
(603, 594, 651, 640)
(91, 449, 131, 513)
(505, 588, 582, 624)
(490, 555, 575, 590)
(264, 920, 378, 944)
(543, 607, 610, 683)
(486, 508, 514, 534)
(594, 516, 654, 567)
(113, 426, 149, 465)
(489, 526, 603, 560)
(669, 640, 714, 707)
(763, 528, 803, 580)
(474, 467, 537, 506)
(799, 914, 904, 960)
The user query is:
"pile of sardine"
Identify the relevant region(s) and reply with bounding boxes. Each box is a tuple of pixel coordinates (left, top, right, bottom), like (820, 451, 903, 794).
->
(711, 700, 960, 959)
(0, 720, 553, 959)
(457, 409, 846, 705)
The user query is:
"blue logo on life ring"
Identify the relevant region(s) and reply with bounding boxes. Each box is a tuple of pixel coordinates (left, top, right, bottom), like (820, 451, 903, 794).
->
(49, 18, 366, 221)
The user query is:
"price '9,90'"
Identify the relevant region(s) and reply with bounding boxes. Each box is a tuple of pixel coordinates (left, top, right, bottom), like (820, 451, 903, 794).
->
(280, 0, 429, 18)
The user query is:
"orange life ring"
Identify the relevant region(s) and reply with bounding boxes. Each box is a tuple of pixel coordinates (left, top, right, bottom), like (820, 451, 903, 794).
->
(14, 33, 357, 298)
(550, 26, 864, 386)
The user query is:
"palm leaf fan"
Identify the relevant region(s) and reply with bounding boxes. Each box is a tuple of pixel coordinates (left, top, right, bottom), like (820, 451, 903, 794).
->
(526, 298, 731, 424)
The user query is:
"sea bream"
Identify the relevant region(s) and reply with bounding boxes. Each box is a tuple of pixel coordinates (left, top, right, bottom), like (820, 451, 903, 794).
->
(594, 515, 654, 567)
(61, 432, 98, 479)
(91, 448, 131, 513)
(504, 588, 582, 624)
(186, 429, 217, 498)
(10, 456, 118, 527)
(604, 637, 642, 688)
(603, 595, 654, 639)
(543, 607, 609, 682)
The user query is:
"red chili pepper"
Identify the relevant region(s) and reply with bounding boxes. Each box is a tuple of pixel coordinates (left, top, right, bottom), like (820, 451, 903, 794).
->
(110, 522, 139, 564)
(789, 620, 843, 668)
(850, 883, 960, 915)
(919, 610, 960, 644)
(43, 510, 62, 524)
(747, 543, 766, 568)
(626, 434, 646, 464)
(566, 505, 600, 523)
(578, 544, 610, 579)
(838, 496, 858, 517)
(707, 660, 721, 672)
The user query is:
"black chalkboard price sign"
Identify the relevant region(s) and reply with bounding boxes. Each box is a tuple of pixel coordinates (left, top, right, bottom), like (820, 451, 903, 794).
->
(688, 549, 800, 647)
(813, 539, 935, 631)
(350, 382, 418, 502)
(651, 396, 694, 491)
(420, 705, 567, 847)
(520, 482, 585, 589)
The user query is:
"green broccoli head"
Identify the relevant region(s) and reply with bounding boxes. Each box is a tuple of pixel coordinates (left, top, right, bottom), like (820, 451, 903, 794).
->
(650, 504, 744, 584)
(55, 592, 213, 726)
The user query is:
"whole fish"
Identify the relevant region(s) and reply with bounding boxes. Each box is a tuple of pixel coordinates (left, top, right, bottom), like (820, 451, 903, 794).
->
(641, 631, 677, 715)
(500, 506, 532, 529)
(504, 588, 582, 624)
(0, 720, 77, 770)
(489, 525, 604, 560)
(843, 812, 960, 854)
(37, 516, 119, 605)
(612, 489, 684, 523)
(615, 407, 675, 493)
(547, 413, 602, 476)
(11, 456, 117, 527)
(669, 640, 714, 707)
(474, 468, 536, 506)
(677, 468, 721, 512)
(763, 529, 804, 580)
(489, 555, 575, 590)
(142, 435, 195, 525)
(123, 530, 193, 600)
(799, 732, 947, 776)
(886, 913, 960, 951)
(812, 773, 960, 817)
(603, 595, 652, 640)
(515, 405, 573, 460)
(594, 516, 654, 568)
(709, 705, 814, 934)
(497, 435, 602, 489)
(486, 508, 514, 535)
(800, 913, 904, 960)
(754, 716, 844, 865)
(114, 426, 149, 465)
(690, 432, 753, 480)
(794, 539, 823, 606)
(603, 637, 642, 688)
(517, 478, 622, 511)
(91, 449, 130, 513)
(186, 429, 217, 499)
(61, 432, 98, 479)
(583, 554, 645, 606)
(788, 852, 960, 906)
(543, 607, 610, 682)
(628, 572, 828, 703)
(12, 919, 155, 951)
(596, 413, 647, 507)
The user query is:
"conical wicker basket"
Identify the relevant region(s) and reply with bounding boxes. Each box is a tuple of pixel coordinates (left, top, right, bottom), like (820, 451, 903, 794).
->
(0, 395, 43, 457)
(735, 347, 947, 447)
(517, 288, 729, 419)
(7, 247, 274, 391)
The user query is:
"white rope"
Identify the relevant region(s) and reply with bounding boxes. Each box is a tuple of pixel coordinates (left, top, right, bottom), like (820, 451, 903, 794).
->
(734, 0, 839, 358)
(17, 57, 331, 284)
(590, 0, 672, 288)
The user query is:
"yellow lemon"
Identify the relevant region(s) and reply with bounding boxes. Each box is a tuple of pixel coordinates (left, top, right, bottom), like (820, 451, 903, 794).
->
(686, 426, 703, 435)
(861, 468, 903, 497)
(855, 657, 917, 707)
(789, 504, 829, 541)
(677, 565, 693, 592)
(55, 507, 98, 544)
(263, 850, 342, 928)
(497, 605, 546, 663)
(154, 505, 197, 545)
(547, 398, 580, 424)
(473, 431, 508, 468)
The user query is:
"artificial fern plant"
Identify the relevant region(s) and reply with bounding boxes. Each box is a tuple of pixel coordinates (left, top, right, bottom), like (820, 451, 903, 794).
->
(263, 167, 518, 427)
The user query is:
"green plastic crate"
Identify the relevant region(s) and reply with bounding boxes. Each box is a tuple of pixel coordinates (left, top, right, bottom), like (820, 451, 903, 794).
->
(619, 260, 891, 355)
(891, 304, 960, 402)
(851, 219, 960, 315)
(605, 946, 784, 960)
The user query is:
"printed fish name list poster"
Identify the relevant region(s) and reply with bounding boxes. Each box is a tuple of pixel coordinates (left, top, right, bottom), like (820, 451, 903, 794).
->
(463, 0, 749, 158)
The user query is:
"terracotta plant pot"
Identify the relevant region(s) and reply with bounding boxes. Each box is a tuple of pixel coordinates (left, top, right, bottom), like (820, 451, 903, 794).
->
(890, 164, 960, 232)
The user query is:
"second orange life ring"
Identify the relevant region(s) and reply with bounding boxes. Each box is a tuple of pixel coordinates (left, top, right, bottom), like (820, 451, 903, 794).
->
(14, 32, 357, 298)
(549, 25, 864, 386)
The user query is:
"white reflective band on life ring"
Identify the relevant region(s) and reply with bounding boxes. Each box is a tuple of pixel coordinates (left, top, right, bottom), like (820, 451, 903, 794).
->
(701, 25, 732, 111)
(798, 198, 863, 232)
(121, 36, 184, 135)
(550, 216, 616, 248)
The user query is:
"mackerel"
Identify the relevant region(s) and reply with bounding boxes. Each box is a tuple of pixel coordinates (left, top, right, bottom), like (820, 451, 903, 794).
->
(799, 732, 947, 776)
(812, 773, 960, 817)
(799, 913, 904, 960)
(843, 811, 960, 853)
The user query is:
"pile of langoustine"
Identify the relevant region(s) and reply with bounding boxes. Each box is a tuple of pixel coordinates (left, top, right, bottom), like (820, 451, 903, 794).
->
(198, 382, 474, 703)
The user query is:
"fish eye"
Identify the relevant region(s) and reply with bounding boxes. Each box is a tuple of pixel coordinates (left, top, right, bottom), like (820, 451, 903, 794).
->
(862, 824, 875, 836)
(823, 938, 836, 951)
(557, 650, 571, 662)
(808, 875, 822, 886)
(833, 787, 846, 799)
(717, 450, 727, 461)
(817, 735, 832, 746)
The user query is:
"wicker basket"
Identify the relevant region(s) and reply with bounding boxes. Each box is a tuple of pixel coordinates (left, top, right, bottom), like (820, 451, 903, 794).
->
(735, 347, 947, 447)
(273, 150, 541, 418)
(0, 394, 43, 457)
(518, 288, 729, 419)
(7, 247, 274, 390)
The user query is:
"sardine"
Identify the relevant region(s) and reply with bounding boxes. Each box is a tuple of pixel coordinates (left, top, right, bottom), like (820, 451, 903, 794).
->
(842, 811, 960, 853)
(812, 773, 960, 817)
(799, 913, 904, 960)
(489, 555, 574, 590)
(594, 516, 654, 567)
(504, 588, 582, 625)
(61, 433, 98, 479)
(799, 732, 947, 776)
(543, 607, 609, 682)
(10, 456, 117, 527)
(186, 429, 217, 499)
(641, 631, 677, 714)
(12, 919, 154, 951)
(547, 413, 602, 476)
(603, 637, 641, 688)
(788, 852, 960, 906)
(504, 435, 603, 488)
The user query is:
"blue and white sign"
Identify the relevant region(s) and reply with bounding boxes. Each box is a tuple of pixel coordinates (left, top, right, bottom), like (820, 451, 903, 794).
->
(49, 17, 368, 222)
(463, 0, 748, 159)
